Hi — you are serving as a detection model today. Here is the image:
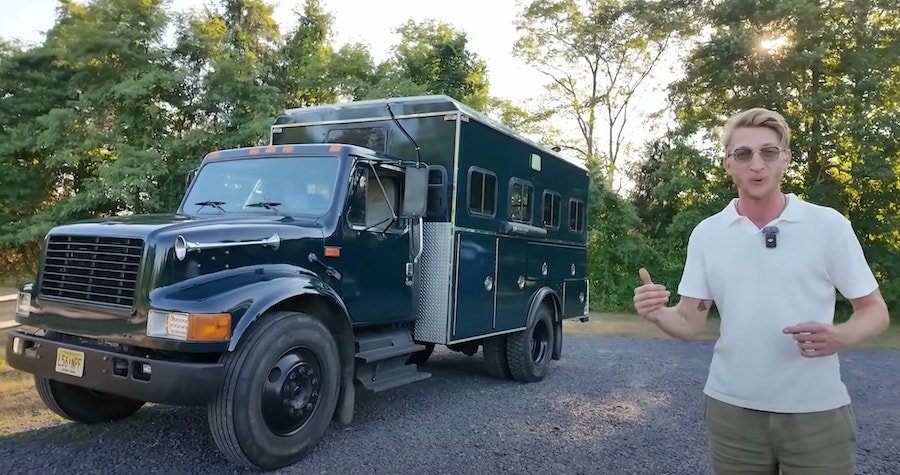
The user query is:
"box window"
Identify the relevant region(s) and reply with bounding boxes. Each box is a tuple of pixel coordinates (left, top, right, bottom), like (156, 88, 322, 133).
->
(543, 191, 560, 228)
(509, 179, 533, 224)
(468, 168, 497, 217)
(569, 199, 585, 233)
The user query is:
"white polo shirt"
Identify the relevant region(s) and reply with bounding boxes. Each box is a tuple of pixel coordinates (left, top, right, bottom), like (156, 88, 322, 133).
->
(678, 193, 879, 413)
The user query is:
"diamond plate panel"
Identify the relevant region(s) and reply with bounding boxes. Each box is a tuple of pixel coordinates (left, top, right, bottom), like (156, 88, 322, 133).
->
(413, 222, 454, 343)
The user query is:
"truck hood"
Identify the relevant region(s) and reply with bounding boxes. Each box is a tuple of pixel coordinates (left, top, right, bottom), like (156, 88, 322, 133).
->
(41, 213, 329, 297)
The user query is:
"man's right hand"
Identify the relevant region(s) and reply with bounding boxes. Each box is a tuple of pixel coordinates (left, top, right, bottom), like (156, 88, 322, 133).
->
(633, 267, 670, 321)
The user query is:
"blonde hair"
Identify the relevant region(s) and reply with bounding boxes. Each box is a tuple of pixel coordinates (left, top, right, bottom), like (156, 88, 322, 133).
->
(722, 108, 791, 151)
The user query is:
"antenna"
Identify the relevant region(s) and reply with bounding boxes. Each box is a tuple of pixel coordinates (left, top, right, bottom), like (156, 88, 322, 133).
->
(386, 103, 421, 166)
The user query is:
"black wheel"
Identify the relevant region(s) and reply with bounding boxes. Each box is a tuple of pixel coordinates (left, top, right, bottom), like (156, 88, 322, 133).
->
(482, 335, 511, 379)
(408, 343, 435, 366)
(34, 376, 145, 423)
(208, 311, 341, 470)
(506, 305, 555, 382)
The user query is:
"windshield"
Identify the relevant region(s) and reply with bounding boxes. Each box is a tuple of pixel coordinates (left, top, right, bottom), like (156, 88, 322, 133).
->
(183, 156, 340, 216)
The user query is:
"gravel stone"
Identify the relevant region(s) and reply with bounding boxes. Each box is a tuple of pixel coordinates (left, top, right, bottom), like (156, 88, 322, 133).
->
(0, 335, 897, 474)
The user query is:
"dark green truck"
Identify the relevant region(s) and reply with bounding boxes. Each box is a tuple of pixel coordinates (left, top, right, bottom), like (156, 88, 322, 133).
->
(6, 95, 590, 469)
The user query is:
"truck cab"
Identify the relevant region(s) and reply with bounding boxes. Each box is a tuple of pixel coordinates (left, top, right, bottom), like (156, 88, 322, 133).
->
(6, 95, 589, 470)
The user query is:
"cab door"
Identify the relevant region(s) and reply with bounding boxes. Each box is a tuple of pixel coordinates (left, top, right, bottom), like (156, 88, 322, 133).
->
(340, 164, 413, 324)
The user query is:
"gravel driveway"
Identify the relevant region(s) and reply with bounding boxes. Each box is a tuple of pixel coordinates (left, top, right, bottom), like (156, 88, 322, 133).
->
(0, 335, 897, 474)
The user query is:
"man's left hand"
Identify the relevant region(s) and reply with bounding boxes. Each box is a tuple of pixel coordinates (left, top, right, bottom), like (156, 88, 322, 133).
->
(782, 322, 848, 358)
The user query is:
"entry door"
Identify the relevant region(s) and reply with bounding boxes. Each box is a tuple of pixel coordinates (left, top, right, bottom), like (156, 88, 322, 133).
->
(452, 232, 497, 340)
(340, 165, 413, 324)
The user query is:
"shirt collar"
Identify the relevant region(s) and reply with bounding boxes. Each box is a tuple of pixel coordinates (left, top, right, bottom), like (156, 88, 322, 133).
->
(722, 193, 804, 226)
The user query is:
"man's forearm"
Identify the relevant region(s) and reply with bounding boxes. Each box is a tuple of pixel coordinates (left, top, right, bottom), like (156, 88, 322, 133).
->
(837, 301, 890, 347)
(650, 306, 702, 340)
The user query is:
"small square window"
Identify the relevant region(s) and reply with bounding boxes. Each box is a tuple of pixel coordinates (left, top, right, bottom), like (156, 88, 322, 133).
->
(509, 179, 533, 223)
(569, 199, 585, 233)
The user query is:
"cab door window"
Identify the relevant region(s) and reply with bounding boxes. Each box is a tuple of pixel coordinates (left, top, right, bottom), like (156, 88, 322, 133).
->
(347, 165, 404, 233)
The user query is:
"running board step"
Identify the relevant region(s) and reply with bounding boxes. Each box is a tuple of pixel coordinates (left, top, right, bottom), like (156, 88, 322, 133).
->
(355, 343, 426, 363)
(359, 364, 432, 393)
(353, 327, 431, 393)
(354, 328, 427, 363)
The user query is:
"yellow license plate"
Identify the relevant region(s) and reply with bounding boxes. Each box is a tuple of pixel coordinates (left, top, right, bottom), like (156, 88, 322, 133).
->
(55, 348, 85, 377)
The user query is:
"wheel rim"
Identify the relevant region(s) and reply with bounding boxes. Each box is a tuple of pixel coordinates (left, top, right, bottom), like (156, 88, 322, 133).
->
(261, 347, 323, 437)
(530, 318, 551, 365)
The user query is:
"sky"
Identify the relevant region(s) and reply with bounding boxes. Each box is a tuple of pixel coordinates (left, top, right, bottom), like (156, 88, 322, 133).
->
(0, 0, 679, 189)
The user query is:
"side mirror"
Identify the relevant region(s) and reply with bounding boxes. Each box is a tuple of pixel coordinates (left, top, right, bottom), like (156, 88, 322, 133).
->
(400, 165, 428, 219)
(185, 168, 198, 189)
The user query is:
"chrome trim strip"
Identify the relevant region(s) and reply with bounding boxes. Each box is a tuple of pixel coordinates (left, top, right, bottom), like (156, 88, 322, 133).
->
(452, 232, 462, 338)
(453, 226, 586, 248)
(492, 236, 499, 329)
(177, 233, 280, 255)
(447, 326, 527, 345)
(271, 111, 455, 130)
(451, 112, 461, 225)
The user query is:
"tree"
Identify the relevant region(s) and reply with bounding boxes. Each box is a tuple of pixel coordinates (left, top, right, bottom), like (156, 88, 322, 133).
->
(366, 20, 491, 110)
(0, 0, 182, 247)
(667, 0, 899, 316)
(514, 0, 693, 189)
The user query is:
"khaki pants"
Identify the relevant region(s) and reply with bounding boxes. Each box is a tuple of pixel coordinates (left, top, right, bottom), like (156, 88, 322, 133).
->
(702, 395, 857, 475)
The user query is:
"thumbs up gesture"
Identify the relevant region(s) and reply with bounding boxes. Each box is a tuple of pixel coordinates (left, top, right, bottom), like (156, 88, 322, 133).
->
(633, 267, 670, 321)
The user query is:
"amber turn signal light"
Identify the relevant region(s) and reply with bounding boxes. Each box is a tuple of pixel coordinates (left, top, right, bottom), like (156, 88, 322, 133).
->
(324, 246, 341, 257)
(187, 313, 232, 341)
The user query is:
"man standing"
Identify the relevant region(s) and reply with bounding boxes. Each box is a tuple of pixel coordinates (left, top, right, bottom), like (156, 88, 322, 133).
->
(632, 108, 890, 474)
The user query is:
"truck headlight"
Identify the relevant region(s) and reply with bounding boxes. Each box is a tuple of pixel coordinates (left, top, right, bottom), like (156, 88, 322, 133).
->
(174, 235, 187, 261)
(147, 310, 231, 341)
(15, 292, 31, 318)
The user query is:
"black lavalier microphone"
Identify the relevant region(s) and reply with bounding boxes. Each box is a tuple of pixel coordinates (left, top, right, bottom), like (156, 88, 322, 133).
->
(762, 226, 779, 248)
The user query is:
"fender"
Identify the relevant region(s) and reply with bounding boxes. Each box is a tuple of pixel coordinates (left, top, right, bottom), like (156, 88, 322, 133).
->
(151, 263, 357, 424)
(526, 286, 563, 360)
(149, 263, 351, 351)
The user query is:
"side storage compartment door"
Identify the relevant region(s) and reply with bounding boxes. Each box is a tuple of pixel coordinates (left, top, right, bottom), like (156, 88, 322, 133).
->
(452, 232, 497, 340)
(494, 236, 529, 332)
(563, 279, 588, 318)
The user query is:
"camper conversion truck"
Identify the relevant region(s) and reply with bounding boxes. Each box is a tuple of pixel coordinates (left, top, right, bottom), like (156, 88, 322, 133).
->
(7, 95, 590, 469)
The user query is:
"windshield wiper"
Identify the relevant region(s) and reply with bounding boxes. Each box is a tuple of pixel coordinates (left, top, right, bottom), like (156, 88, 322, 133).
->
(194, 200, 226, 213)
(245, 201, 282, 211)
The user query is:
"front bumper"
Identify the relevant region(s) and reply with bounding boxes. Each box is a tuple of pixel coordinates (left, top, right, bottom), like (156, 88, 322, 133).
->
(5, 329, 225, 406)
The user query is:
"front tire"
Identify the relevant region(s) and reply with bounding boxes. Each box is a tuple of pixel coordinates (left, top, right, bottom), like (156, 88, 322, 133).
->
(506, 305, 555, 382)
(34, 376, 145, 423)
(208, 311, 341, 470)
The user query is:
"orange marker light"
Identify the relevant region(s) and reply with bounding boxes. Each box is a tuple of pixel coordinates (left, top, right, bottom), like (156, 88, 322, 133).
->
(329, 145, 342, 152)
(282, 146, 294, 153)
(249, 148, 261, 155)
(324, 246, 341, 257)
(207, 151, 221, 160)
(187, 313, 231, 341)
(265, 146, 276, 154)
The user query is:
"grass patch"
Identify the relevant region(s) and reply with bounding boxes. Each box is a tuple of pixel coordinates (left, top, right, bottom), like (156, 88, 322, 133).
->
(0, 356, 65, 437)
(568, 312, 900, 349)
(0, 301, 16, 319)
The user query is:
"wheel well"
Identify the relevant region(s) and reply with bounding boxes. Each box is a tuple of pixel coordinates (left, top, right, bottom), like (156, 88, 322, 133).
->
(271, 295, 353, 365)
(270, 295, 355, 423)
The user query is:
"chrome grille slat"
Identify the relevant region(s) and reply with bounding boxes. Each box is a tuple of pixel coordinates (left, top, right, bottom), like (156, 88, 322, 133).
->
(39, 235, 144, 308)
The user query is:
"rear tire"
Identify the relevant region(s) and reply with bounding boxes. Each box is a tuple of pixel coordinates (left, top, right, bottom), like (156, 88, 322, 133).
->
(34, 376, 145, 423)
(208, 311, 341, 470)
(482, 335, 511, 379)
(506, 305, 555, 382)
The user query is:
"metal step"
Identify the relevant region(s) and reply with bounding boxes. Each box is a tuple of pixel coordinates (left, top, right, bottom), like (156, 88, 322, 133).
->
(359, 364, 432, 393)
(355, 343, 426, 363)
(353, 326, 431, 393)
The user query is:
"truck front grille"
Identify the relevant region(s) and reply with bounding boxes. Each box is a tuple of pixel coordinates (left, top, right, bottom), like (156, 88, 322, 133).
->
(39, 235, 144, 308)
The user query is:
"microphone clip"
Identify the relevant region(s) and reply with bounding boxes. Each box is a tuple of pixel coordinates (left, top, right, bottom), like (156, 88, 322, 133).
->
(762, 226, 779, 248)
